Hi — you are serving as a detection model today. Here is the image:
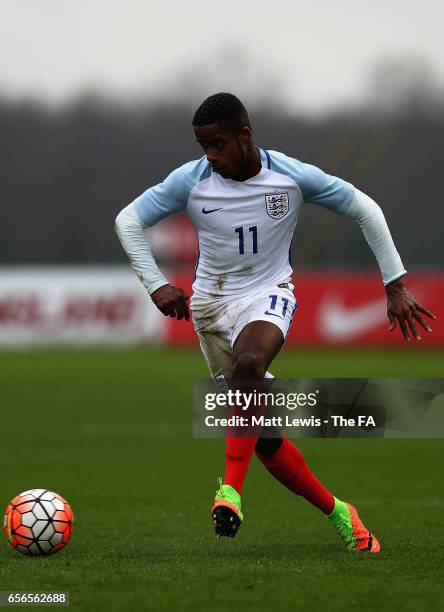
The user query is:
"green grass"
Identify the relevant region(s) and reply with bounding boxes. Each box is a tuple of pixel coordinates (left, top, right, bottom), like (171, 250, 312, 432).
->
(0, 348, 443, 611)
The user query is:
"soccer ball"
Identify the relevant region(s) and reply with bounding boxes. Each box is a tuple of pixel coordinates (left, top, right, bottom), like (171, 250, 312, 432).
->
(4, 489, 74, 556)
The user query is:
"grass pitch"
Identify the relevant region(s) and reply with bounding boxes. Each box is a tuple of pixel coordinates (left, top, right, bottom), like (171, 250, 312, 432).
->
(0, 347, 443, 611)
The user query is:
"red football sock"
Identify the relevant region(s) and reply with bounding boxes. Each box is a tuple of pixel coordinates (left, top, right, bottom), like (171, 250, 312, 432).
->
(224, 383, 266, 496)
(224, 437, 257, 495)
(256, 437, 334, 514)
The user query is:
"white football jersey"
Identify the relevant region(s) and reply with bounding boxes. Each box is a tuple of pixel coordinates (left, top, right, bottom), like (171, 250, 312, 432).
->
(133, 148, 355, 297)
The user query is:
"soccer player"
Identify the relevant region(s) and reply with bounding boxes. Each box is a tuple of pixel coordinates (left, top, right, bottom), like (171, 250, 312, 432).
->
(115, 93, 435, 553)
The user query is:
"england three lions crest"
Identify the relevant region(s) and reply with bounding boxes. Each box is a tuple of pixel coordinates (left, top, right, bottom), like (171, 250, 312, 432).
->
(265, 193, 289, 219)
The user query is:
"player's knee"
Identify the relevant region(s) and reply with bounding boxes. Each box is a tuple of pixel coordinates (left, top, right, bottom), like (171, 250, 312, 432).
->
(255, 436, 283, 457)
(232, 350, 265, 379)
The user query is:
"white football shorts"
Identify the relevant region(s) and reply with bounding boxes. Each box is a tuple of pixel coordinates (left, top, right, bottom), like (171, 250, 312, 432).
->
(190, 281, 297, 378)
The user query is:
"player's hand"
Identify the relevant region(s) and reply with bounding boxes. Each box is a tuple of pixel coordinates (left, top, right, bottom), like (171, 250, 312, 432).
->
(150, 284, 190, 321)
(385, 278, 436, 342)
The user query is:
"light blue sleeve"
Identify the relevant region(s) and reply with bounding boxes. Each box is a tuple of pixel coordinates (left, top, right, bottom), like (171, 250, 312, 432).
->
(268, 150, 355, 214)
(133, 157, 211, 227)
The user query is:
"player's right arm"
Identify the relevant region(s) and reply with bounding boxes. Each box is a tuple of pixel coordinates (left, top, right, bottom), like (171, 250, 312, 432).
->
(115, 159, 208, 320)
(115, 203, 189, 320)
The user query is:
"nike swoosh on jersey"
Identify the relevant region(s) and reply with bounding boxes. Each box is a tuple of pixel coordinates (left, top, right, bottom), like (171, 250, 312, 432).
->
(202, 207, 223, 214)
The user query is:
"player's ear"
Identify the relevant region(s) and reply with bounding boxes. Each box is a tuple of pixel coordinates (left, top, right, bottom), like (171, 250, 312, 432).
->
(238, 126, 252, 144)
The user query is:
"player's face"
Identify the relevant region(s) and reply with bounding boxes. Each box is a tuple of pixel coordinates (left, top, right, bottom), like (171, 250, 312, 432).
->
(193, 123, 251, 179)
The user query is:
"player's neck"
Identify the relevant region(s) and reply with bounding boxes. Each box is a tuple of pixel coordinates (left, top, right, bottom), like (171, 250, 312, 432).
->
(232, 146, 262, 182)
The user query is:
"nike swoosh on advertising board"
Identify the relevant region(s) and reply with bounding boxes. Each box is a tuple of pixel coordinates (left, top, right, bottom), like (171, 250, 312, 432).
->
(318, 287, 424, 341)
(318, 294, 388, 341)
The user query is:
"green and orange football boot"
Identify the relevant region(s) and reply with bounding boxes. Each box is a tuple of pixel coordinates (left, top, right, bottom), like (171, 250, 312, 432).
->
(210, 478, 243, 539)
(328, 497, 381, 553)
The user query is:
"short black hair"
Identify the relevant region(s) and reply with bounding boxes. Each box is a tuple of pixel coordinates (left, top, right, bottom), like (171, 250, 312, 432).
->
(192, 92, 251, 132)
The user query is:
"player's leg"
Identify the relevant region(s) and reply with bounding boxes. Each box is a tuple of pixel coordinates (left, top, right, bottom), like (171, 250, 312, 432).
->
(225, 320, 284, 492)
(212, 320, 284, 537)
(255, 437, 380, 552)
(255, 436, 334, 513)
(190, 293, 236, 378)
(212, 283, 299, 537)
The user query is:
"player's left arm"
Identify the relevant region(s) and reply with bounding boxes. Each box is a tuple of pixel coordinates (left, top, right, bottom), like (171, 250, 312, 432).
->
(345, 189, 436, 341)
(299, 163, 436, 341)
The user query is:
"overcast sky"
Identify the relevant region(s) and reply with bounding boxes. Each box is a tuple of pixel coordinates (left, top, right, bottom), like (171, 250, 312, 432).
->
(1, 0, 443, 114)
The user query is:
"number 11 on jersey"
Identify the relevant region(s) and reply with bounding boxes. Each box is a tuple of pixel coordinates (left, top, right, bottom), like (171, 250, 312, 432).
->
(235, 226, 258, 254)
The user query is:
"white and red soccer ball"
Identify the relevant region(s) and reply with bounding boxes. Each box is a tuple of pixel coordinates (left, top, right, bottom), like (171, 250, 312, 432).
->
(4, 489, 73, 556)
